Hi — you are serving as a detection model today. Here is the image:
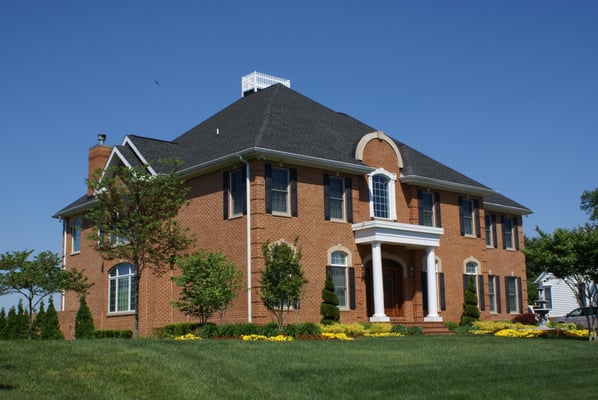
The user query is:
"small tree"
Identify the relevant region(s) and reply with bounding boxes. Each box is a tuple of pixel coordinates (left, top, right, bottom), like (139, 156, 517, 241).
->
(0, 250, 91, 339)
(75, 296, 96, 339)
(260, 239, 307, 330)
(460, 275, 480, 326)
(42, 297, 64, 340)
(320, 272, 340, 325)
(172, 250, 242, 324)
(0, 308, 6, 339)
(87, 162, 194, 338)
(32, 300, 46, 339)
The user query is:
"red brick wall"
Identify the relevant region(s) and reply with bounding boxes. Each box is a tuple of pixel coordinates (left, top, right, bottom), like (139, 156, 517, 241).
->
(60, 138, 527, 337)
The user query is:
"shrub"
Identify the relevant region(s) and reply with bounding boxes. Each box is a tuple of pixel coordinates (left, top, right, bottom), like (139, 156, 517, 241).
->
(320, 272, 340, 325)
(42, 297, 64, 340)
(296, 322, 321, 336)
(75, 296, 95, 339)
(94, 330, 132, 339)
(158, 323, 200, 338)
(512, 312, 538, 325)
(237, 323, 261, 336)
(199, 323, 219, 338)
(391, 325, 423, 336)
(260, 321, 280, 337)
(367, 323, 392, 334)
(319, 323, 365, 336)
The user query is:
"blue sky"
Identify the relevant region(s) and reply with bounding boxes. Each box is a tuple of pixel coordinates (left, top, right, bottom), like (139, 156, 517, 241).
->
(1, 1, 596, 311)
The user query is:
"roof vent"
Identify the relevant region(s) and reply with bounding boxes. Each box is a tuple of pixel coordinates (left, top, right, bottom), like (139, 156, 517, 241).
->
(241, 71, 290, 97)
(97, 133, 107, 145)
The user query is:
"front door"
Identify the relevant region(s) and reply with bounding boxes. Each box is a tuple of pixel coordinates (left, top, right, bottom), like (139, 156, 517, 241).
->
(383, 267, 403, 317)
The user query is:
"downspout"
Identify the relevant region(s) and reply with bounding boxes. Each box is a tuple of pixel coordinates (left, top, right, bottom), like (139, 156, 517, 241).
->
(61, 219, 67, 310)
(238, 156, 252, 323)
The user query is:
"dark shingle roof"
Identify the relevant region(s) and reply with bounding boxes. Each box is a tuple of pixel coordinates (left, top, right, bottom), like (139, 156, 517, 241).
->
(54, 83, 531, 217)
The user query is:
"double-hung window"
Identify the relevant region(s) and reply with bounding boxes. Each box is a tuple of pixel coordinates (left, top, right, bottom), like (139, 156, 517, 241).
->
(324, 175, 353, 222)
(108, 264, 136, 313)
(223, 169, 246, 219)
(502, 216, 520, 250)
(488, 275, 501, 313)
(329, 251, 348, 308)
(265, 164, 298, 216)
(368, 169, 396, 220)
(459, 197, 480, 237)
(71, 217, 82, 253)
(505, 276, 521, 314)
(418, 191, 441, 227)
(485, 214, 498, 248)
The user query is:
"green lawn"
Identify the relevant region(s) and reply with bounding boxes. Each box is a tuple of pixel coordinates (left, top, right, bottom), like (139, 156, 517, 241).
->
(0, 335, 596, 400)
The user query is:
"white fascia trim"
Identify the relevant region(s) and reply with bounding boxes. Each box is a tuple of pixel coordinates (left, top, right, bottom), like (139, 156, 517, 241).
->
(53, 198, 98, 219)
(122, 136, 158, 176)
(400, 175, 496, 197)
(484, 202, 533, 216)
(353, 220, 444, 248)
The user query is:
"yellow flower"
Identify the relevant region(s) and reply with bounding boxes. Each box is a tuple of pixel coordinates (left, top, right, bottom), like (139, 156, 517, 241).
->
(174, 333, 201, 340)
(321, 332, 354, 341)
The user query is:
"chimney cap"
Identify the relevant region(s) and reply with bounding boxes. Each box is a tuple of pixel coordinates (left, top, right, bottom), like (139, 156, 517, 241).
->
(97, 133, 107, 145)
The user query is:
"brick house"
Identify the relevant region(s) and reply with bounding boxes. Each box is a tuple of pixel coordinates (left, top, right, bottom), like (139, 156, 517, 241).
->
(54, 72, 531, 338)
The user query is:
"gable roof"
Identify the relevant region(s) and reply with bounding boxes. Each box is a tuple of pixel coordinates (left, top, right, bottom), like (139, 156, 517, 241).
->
(54, 83, 531, 218)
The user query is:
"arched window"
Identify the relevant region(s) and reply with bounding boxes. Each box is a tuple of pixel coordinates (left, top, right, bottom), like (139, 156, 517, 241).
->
(368, 169, 397, 220)
(329, 251, 348, 308)
(465, 261, 478, 275)
(108, 264, 136, 313)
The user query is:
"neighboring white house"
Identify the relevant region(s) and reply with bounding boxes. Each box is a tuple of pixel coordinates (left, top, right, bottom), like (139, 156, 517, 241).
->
(534, 272, 579, 317)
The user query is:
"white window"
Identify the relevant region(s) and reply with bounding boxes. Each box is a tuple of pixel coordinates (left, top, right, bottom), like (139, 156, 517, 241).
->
(488, 275, 498, 313)
(109, 264, 136, 313)
(461, 199, 474, 236)
(368, 169, 396, 220)
(465, 261, 478, 275)
(230, 169, 244, 217)
(271, 167, 289, 214)
(503, 217, 514, 249)
(421, 192, 434, 227)
(330, 251, 348, 308)
(485, 214, 495, 248)
(328, 177, 345, 220)
(505, 277, 519, 314)
(71, 217, 82, 253)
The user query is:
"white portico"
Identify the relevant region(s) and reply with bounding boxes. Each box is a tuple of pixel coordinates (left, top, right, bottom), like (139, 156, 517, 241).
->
(353, 220, 444, 322)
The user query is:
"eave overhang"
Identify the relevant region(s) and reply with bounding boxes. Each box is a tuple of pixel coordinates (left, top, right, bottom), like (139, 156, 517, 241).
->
(484, 201, 533, 216)
(400, 175, 496, 197)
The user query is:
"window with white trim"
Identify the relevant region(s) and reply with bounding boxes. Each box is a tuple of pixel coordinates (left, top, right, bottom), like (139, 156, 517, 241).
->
(368, 169, 396, 220)
(461, 199, 474, 236)
(503, 217, 514, 249)
(329, 251, 348, 308)
(271, 167, 289, 214)
(71, 217, 82, 253)
(505, 276, 520, 314)
(488, 275, 498, 313)
(109, 264, 136, 313)
(230, 168, 244, 217)
(328, 177, 345, 220)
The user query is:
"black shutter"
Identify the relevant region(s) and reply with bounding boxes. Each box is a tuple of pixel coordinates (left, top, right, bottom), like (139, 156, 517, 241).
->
(439, 272, 446, 311)
(478, 275, 485, 311)
(265, 164, 272, 214)
(458, 197, 465, 236)
(325, 265, 332, 277)
(290, 168, 298, 217)
(491, 214, 498, 248)
(323, 174, 330, 220)
(421, 272, 428, 314)
(434, 192, 442, 228)
(513, 217, 520, 250)
(517, 277, 523, 313)
(496, 277, 502, 313)
(474, 199, 481, 238)
(223, 171, 229, 220)
(463, 274, 469, 295)
(349, 267, 356, 310)
(501, 216, 507, 249)
(242, 167, 247, 215)
(345, 177, 353, 223)
(418, 190, 424, 225)
(504, 277, 510, 313)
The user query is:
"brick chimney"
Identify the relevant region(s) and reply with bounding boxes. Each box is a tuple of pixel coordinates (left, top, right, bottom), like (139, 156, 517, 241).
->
(87, 133, 112, 195)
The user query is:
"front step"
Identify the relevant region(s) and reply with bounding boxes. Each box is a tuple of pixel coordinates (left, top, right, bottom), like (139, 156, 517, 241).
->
(390, 320, 453, 335)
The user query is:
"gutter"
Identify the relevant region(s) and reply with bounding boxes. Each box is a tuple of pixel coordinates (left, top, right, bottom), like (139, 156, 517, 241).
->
(400, 175, 496, 197)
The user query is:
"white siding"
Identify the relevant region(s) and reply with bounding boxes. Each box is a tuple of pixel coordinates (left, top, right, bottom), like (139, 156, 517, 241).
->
(535, 273, 578, 317)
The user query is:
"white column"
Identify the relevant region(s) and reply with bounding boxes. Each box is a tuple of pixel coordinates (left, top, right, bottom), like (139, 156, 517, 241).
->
(370, 241, 390, 322)
(424, 247, 442, 322)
